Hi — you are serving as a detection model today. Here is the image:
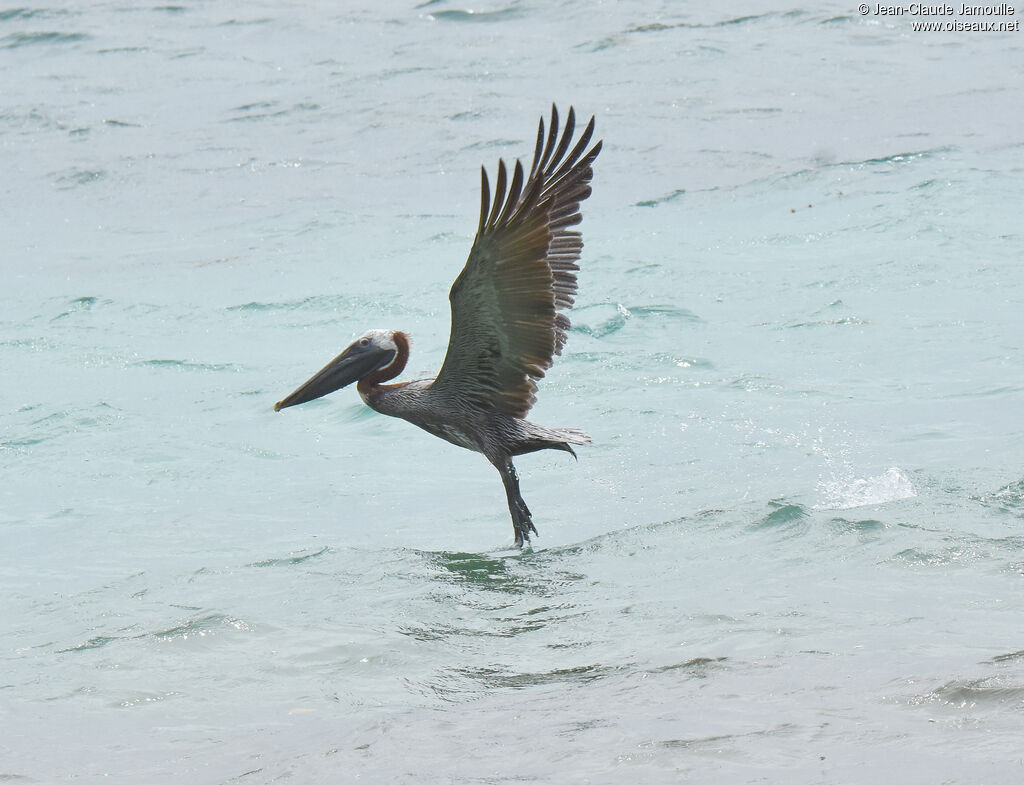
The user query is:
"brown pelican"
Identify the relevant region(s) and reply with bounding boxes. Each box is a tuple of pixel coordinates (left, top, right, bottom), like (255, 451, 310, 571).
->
(275, 106, 601, 547)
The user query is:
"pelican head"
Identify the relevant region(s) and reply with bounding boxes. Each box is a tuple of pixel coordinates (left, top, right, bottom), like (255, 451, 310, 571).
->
(274, 329, 400, 412)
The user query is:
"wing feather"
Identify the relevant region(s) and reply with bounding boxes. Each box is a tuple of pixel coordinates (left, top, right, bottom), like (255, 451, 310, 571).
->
(432, 105, 602, 418)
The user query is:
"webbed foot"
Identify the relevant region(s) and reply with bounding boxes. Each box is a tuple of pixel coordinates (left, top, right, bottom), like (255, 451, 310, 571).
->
(513, 516, 538, 549)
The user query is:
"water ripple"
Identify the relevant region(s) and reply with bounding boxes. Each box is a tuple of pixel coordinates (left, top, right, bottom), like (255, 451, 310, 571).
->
(588, 10, 811, 51)
(50, 168, 105, 189)
(976, 479, 1024, 518)
(916, 676, 1024, 709)
(991, 649, 1024, 664)
(646, 656, 728, 678)
(227, 295, 366, 313)
(249, 547, 330, 568)
(830, 147, 955, 170)
(130, 359, 241, 373)
(56, 635, 120, 654)
(573, 302, 701, 338)
(427, 6, 523, 23)
(50, 296, 103, 321)
(3, 403, 120, 449)
(0, 31, 88, 49)
(0, 9, 50, 21)
(635, 188, 685, 208)
(750, 501, 810, 532)
(225, 102, 321, 123)
(453, 662, 623, 690)
(154, 613, 252, 641)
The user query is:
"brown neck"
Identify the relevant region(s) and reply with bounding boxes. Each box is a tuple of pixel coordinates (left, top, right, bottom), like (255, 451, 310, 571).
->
(357, 331, 410, 395)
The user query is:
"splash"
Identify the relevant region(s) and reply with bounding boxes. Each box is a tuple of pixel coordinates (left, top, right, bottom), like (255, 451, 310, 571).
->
(816, 466, 916, 510)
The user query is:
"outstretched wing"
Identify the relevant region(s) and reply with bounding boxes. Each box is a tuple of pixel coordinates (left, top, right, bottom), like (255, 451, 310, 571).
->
(431, 105, 602, 418)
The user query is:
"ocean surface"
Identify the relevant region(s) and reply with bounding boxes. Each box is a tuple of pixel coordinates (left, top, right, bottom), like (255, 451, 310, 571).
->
(3, 1, 1023, 782)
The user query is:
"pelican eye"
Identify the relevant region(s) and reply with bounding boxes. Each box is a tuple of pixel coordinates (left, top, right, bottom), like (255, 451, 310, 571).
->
(358, 337, 371, 348)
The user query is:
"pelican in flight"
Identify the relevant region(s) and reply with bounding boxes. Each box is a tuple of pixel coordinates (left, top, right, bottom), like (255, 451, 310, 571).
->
(275, 106, 602, 547)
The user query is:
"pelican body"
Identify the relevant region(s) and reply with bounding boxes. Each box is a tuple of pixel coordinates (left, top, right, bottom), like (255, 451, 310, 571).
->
(275, 106, 601, 547)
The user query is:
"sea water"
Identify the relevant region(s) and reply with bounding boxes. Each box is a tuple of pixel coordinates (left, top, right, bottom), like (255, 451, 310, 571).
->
(2, 1, 1023, 782)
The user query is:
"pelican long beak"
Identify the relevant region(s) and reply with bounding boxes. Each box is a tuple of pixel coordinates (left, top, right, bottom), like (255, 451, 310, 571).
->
(274, 342, 396, 412)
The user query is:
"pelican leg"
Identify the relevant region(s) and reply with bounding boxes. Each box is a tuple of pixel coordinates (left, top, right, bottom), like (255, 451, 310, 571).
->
(496, 457, 537, 548)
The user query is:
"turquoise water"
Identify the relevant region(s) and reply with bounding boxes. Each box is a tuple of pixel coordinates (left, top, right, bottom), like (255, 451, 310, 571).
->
(3, 2, 1024, 782)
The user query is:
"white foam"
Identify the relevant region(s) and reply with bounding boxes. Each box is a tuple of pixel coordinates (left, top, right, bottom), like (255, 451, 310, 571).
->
(816, 467, 917, 511)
